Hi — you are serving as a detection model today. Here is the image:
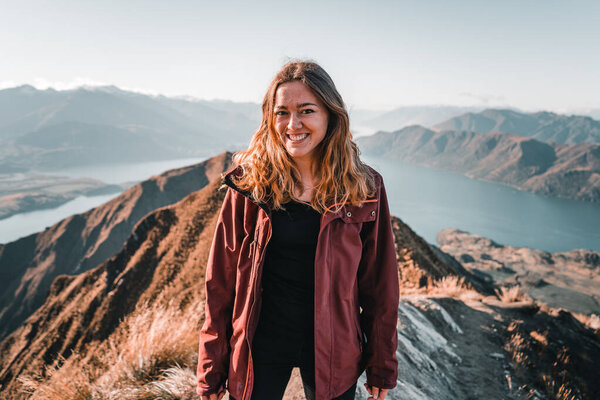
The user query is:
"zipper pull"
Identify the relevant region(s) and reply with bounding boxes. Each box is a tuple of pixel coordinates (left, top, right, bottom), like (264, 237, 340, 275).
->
(248, 239, 255, 259)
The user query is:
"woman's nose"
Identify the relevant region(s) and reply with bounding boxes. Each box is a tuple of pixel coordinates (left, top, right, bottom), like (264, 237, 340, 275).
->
(287, 113, 302, 130)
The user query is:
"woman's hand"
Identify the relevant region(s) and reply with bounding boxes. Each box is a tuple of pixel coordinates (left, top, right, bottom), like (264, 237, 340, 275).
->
(200, 385, 226, 400)
(364, 383, 389, 400)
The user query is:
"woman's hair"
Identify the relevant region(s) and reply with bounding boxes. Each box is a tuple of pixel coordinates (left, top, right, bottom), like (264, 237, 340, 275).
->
(230, 58, 376, 214)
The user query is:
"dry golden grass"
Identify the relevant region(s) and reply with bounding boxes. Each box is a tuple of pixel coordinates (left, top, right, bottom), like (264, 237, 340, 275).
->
(143, 366, 199, 400)
(494, 285, 532, 303)
(540, 375, 579, 400)
(572, 312, 600, 330)
(505, 320, 587, 400)
(529, 330, 548, 347)
(18, 355, 100, 400)
(505, 331, 528, 367)
(101, 298, 201, 386)
(400, 275, 484, 303)
(17, 298, 204, 400)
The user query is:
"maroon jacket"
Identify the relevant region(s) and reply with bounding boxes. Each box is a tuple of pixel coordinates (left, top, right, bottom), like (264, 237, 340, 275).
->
(196, 165, 399, 399)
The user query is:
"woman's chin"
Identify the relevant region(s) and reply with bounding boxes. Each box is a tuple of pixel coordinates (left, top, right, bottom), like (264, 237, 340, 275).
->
(287, 149, 314, 162)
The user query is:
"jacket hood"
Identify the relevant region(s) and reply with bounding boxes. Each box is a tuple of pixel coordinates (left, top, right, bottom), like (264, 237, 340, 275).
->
(222, 165, 271, 213)
(221, 164, 381, 216)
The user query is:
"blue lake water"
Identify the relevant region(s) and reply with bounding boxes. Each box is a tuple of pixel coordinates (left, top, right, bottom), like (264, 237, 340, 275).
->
(0, 157, 207, 244)
(0, 193, 120, 244)
(1, 156, 598, 252)
(362, 156, 600, 253)
(33, 157, 209, 184)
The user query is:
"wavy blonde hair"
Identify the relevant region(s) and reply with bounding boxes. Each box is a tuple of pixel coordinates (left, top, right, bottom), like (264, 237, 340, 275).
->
(230, 59, 376, 214)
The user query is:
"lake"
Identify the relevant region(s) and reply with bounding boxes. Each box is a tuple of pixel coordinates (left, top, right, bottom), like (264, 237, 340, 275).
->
(1, 156, 598, 252)
(0, 157, 207, 244)
(362, 156, 600, 253)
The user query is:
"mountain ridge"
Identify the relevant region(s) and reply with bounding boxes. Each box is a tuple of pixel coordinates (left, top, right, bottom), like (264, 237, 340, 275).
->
(0, 151, 235, 340)
(433, 108, 600, 144)
(0, 86, 256, 172)
(357, 126, 600, 203)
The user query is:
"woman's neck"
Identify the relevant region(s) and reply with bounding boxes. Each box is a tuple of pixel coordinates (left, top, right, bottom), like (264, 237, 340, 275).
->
(293, 158, 316, 201)
(294, 157, 315, 183)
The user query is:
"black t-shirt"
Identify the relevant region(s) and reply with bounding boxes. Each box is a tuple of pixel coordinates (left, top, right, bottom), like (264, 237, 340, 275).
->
(252, 199, 322, 360)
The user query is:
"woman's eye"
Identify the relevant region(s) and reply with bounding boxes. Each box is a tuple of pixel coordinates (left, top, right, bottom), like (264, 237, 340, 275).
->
(274, 109, 313, 116)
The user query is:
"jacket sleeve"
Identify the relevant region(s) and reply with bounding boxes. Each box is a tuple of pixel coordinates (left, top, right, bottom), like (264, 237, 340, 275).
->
(196, 186, 243, 396)
(357, 173, 399, 390)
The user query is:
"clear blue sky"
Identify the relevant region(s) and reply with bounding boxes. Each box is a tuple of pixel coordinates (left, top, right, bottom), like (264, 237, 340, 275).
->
(1, 0, 598, 112)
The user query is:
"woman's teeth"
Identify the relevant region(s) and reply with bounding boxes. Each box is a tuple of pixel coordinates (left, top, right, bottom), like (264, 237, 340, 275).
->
(288, 133, 309, 142)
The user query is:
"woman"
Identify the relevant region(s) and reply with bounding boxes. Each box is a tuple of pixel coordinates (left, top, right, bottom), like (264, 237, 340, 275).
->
(196, 60, 399, 400)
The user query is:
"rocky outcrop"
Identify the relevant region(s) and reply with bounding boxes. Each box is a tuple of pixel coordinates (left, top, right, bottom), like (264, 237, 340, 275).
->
(437, 228, 600, 315)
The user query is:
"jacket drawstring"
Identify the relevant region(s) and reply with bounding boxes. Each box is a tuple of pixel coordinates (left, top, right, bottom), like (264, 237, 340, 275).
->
(323, 198, 378, 215)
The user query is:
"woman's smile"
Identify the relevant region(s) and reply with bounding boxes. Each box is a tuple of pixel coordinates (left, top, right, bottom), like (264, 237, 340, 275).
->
(286, 132, 310, 143)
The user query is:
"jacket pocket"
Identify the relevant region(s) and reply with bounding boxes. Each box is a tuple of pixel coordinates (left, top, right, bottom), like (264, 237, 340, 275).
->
(340, 201, 378, 224)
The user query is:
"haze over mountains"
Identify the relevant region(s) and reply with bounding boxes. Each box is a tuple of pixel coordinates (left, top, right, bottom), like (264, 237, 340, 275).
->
(0, 85, 485, 173)
(0, 152, 598, 400)
(354, 106, 484, 133)
(1, 84, 599, 173)
(0, 85, 258, 173)
(433, 109, 600, 144)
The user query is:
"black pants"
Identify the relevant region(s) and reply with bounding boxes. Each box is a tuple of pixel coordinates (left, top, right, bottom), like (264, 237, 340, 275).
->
(230, 329, 357, 400)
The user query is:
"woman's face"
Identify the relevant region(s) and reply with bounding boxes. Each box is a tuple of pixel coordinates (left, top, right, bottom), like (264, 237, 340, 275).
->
(273, 80, 329, 166)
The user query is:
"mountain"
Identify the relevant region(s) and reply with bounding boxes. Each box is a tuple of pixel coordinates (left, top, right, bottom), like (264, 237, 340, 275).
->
(0, 151, 234, 340)
(433, 109, 600, 144)
(158, 96, 262, 125)
(356, 106, 484, 132)
(0, 85, 258, 171)
(4, 120, 181, 171)
(0, 176, 228, 398)
(0, 154, 597, 399)
(357, 126, 600, 203)
(437, 228, 600, 315)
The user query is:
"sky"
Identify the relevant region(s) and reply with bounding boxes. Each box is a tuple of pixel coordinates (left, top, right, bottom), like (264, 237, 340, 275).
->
(1, 0, 599, 112)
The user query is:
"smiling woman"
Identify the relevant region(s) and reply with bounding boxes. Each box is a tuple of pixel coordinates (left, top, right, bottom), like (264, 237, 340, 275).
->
(196, 60, 399, 400)
(273, 80, 329, 200)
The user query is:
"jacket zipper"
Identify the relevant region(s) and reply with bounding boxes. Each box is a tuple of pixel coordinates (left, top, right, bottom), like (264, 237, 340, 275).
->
(241, 218, 272, 400)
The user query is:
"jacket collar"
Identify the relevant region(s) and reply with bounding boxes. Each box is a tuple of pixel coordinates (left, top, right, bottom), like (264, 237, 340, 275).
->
(222, 165, 376, 226)
(222, 166, 272, 214)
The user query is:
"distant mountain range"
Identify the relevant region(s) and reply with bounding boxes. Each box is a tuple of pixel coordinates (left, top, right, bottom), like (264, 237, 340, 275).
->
(433, 109, 600, 144)
(2, 84, 599, 209)
(353, 106, 484, 133)
(0, 85, 259, 172)
(2, 84, 598, 170)
(357, 126, 600, 203)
